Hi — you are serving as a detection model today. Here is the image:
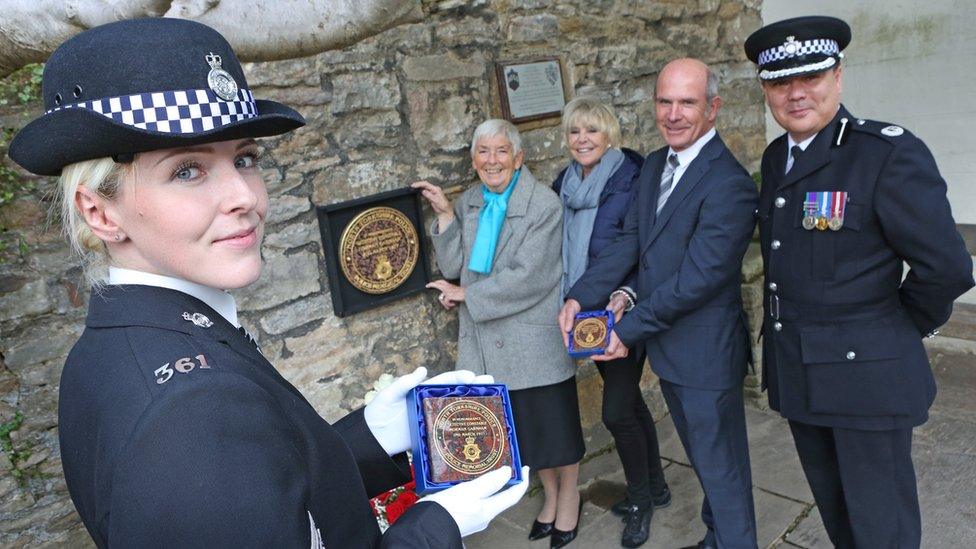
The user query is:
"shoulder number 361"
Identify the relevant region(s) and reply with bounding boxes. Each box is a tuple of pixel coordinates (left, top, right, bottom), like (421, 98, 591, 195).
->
(155, 354, 211, 384)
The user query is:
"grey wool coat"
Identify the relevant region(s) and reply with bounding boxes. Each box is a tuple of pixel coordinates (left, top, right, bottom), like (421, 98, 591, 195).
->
(430, 167, 576, 391)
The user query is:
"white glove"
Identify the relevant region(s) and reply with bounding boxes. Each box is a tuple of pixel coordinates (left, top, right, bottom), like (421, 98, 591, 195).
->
(364, 367, 494, 456)
(421, 465, 530, 537)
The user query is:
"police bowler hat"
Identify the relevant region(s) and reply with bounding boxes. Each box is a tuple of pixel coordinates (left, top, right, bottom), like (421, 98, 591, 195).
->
(9, 18, 305, 176)
(744, 16, 851, 82)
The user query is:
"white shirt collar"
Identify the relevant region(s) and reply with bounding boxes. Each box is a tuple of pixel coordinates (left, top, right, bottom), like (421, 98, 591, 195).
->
(108, 267, 240, 327)
(668, 127, 716, 169)
(787, 132, 818, 152)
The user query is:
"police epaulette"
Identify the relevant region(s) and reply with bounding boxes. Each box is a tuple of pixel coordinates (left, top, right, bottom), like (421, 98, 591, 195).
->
(849, 118, 908, 141)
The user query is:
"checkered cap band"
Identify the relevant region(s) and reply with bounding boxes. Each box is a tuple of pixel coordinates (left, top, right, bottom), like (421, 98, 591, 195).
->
(758, 39, 839, 66)
(45, 88, 257, 134)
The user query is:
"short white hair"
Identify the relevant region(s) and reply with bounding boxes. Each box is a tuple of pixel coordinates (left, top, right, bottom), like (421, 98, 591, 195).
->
(469, 119, 522, 156)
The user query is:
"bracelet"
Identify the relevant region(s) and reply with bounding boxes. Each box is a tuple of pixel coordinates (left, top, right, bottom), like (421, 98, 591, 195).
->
(609, 289, 635, 312)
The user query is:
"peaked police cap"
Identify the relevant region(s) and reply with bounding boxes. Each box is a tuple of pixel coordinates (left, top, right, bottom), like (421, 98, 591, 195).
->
(9, 18, 305, 176)
(744, 16, 851, 82)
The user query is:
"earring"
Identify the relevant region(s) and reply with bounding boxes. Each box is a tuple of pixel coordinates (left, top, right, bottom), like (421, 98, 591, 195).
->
(114, 234, 121, 241)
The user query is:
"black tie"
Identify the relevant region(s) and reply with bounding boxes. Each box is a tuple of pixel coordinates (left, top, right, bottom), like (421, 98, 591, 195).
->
(787, 145, 803, 174)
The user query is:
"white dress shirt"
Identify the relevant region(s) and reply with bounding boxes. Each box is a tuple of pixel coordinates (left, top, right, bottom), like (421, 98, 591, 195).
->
(785, 132, 818, 174)
(108, 267, 240, 328)
(668, 127, 717, 186)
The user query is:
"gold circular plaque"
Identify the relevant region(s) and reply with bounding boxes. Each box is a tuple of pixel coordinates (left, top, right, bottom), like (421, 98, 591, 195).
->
(432, 399, 507, 475)
(339, 207, 419, 294)
(573, 317, 608, 350)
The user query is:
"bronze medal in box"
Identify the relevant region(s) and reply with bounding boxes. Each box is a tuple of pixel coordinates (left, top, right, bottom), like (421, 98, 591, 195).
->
(422, 396, 513, 484)
(573, 316, 609, 351)
(317, 188, 431, 316)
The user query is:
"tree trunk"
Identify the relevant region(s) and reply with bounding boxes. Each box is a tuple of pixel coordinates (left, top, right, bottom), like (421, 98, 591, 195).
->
(0, 0, 423, 78)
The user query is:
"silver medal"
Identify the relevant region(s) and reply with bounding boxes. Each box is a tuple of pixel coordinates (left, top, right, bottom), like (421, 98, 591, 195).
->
(205, 52, 239, 101)
(182, 312, 213, 328)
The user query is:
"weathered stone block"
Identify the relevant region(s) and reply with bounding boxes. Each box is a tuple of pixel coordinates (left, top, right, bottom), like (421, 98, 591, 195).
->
(260, 294, 331, 335)
(2, 320, 82, 370)
(330, 72, 401, 114)
(332, 110, 402, 150)
(507, 14, 559, 43)
(521, 125, 566, 163)
(263, 221, 318, 251)
(433, 16, 500, 47)
(0, 278, 51, 321)
(267, 194, 311, 226)
(403, 51, 486, 81)
(235, 249, 320, 311)
(415, 95, 480, 152)
(311, 158, 404, 205)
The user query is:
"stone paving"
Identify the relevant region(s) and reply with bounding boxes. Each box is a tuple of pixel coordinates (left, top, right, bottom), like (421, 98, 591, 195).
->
(466, 339, 976, 549)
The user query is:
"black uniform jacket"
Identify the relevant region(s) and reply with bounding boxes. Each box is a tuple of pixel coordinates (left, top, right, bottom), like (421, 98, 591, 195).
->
(58, 284, 461, 548)
(758, 105, 974, 430)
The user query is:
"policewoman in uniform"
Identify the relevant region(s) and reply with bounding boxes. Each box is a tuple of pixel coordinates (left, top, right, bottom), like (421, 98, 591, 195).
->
(8, 18, 528, 548)
(745, 16, 974, 548)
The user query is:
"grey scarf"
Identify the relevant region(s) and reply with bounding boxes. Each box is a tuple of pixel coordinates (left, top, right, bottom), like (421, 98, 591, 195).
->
(560, 147, 625, 297)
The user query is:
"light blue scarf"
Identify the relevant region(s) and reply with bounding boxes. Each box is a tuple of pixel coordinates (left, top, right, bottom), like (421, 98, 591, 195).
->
(468, 169, 520, 274)
(560, 148, 624, 297)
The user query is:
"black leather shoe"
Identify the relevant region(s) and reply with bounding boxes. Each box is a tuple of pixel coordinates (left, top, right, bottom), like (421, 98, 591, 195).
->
(550, 499, 583, 548)
(528, 519, 553, 540)
(621, 506, 653, 548)
(651, 485, 672, 509)
(612, 484, 672, 517)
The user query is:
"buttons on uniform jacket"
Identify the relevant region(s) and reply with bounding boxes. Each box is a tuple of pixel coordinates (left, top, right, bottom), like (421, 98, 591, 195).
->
(773, 321, 783, 332)
(771, 240, 781, 250)
(775, 197, 786, 208)
(846, 351, 856, 360)
(495, 340, 504, 348)
(768, 282, 778, 291)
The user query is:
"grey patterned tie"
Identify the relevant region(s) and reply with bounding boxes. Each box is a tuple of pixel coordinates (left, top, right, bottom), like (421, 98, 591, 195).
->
(656, 153, 680, 214)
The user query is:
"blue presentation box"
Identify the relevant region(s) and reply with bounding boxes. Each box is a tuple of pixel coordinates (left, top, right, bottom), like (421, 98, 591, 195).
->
(407, 383, 523, 495)
(567, 309, 614, 358)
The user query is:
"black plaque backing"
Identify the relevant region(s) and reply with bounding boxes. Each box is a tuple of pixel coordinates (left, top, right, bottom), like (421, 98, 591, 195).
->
(316, 188, 431, 317)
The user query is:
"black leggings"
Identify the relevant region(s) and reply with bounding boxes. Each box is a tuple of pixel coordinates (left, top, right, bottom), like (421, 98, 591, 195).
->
(597, 348, 667, 507)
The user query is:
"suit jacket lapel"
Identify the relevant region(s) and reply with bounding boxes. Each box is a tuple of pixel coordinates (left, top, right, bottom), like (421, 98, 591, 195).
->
(641, 135, 724, 255)
(638, 150, 666, 245)
(488, 167, 534, 261)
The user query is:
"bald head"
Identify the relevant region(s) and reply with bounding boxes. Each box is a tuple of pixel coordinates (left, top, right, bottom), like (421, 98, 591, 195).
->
(656, 58, 718, 105)
(654, 58, 722, 152)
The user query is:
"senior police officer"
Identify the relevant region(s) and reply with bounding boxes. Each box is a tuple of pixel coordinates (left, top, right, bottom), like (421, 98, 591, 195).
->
(745, 16, 974, 548)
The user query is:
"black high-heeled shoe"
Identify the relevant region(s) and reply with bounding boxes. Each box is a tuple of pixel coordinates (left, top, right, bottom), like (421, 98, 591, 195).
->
(550, 498, 584, 548)
(528, 519, 554, 540)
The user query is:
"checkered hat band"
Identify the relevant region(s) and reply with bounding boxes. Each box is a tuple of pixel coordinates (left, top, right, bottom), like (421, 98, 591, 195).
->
(45, 88, 257, 134)
(758, 39, 839, 65)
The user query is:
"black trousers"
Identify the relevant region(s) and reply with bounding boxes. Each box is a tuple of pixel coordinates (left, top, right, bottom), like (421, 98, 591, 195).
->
(596, 349, 667, 507)
(788, 420, 921, 549)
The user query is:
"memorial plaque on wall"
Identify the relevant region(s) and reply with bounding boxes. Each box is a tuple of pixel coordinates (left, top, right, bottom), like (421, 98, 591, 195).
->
(496, 57, 568, 123)
(316, 188, 431, 317)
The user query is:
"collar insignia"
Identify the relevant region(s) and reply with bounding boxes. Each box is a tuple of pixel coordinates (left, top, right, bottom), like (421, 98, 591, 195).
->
(182, 312, 214, 328)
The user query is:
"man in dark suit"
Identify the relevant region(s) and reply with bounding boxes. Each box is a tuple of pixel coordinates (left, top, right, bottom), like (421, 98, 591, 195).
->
(745, 16, 974, 548)
(559, 58, 759, 549)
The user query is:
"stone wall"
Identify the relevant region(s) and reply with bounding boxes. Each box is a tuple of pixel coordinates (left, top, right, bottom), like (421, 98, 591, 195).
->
(0, 1, 764, 545)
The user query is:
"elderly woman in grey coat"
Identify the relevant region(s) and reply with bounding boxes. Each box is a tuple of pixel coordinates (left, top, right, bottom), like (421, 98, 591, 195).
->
(412, 119, 585, 548)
